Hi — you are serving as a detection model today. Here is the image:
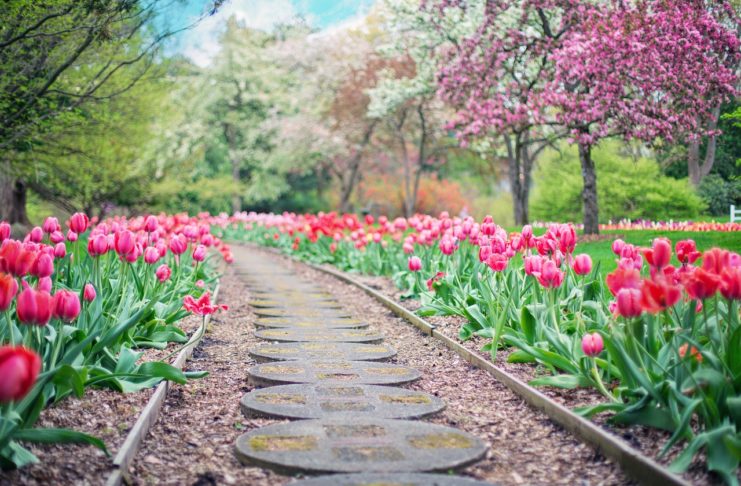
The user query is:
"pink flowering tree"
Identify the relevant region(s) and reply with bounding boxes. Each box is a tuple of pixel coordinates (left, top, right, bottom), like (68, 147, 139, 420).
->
(429, 0, 739, 233)
(547, 0, 739, 233)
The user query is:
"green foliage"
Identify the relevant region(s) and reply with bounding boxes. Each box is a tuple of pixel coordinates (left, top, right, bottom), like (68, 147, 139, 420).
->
(532, 141, 706, 222)
(698, 174, 741, 216)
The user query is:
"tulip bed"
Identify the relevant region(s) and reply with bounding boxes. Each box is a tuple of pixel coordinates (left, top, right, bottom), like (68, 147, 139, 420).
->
(221, 212, 741, 484)
(0, 213, 232, 469)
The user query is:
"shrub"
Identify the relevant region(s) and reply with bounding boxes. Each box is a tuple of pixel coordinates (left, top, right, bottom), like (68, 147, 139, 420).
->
(532, 141, 706, 222)
(698, 174, 741, 216)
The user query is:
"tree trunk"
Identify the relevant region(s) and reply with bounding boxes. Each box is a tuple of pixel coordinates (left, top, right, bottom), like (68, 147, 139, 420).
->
(687, 104, 721, 186)
(337, 121, 377, 214)
(0, 158, 29, 225)
(506, 134, 530, 226)
(231, 159, 241, 214)
(578, 142, 599, 235)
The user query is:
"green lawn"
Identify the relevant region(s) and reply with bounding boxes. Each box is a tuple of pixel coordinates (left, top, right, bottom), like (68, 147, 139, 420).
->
(577, 230, 741, 274)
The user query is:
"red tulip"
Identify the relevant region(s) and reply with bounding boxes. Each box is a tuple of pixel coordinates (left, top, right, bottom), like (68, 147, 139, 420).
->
(83, 283, 96, 302)
(0, 240, 35, 277)
(572, 254, 592, 275)
(640, 278, 681, 314)
(68, 212, 89, 234)
(183, 291, 227, 316)
(683, 267, 721, 301)
(702, 248, 730, 275)
(408, 256, 422, 272)
(52, 290, 81, 322)
(581, 333, 604, 357)
(0, 346, 41, 403)
(0, 272, 18, 311)
(720, 268, 741, 300)
(616, 288, 642, 318)
(605, 267, 641, 296)
(675, 240, 700, 265)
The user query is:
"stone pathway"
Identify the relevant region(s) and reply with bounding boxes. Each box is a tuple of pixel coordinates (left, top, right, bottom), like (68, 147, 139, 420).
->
(233, 251, 494, 485)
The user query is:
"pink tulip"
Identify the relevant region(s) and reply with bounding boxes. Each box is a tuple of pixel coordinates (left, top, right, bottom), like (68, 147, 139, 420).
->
(156, 264, 171, 283)
(582, 332, 604, 357)
(42, 217, 60, 234)
(114, 230, 135, 257)
(29, 227, 43, 243)
(616, 288, 642, 318)
(53, 242, 66, 259)
(37, 277, 52, 293)
(645, 238, 672, 269)
(68, 213, 89, 234)
(83, 283, 96, 302)
(144, 215, 158, 233)
(66, 230, 78, 242)
(169, 235, 187, 255)
(572, 254, 592, 275)
(0, 222, 11, 242)
(87, 234, 108, 256)
(52, 290, 80, 322)
(486, 253, 508, 272)
(192, 245, 207, 262)
(536, 260, 564, 288)
(408, 256, 422, 272)
(524, 255, 544, 275)
(49, 231, 64, 244)
(32, 253, 54, 278)
(144, 247, 160, 265)
(611, 239, 625, 256)
(16, 285, 52, 326)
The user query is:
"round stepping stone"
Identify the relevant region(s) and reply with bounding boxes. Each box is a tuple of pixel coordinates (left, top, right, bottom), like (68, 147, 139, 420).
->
(255, 329, 383, 343)
(253, 308, 352, 318)
(255, 318, 368, 330)
(249, 342, 397, 362)
(289, 473, 496, 486)
(256, 316, 364, 327)
(249, 299, 342, 309)
(247, 360, 420, 386)
(249, 291, 335, 301)
(234, 418, 487, 474)
(241, 384, 444, 419)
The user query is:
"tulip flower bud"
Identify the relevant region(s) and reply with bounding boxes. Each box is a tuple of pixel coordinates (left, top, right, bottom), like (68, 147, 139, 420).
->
(616, 288, 642, 318)
(0, 346, 41, 403)
(572, 254, 593, 276)
(144, 246, 160, 265)
(52, 290, 81, 322)
(29, 227, 43, 243)
(0, 222, 11, 242)
(611, 239, 625, 256)
(0, 272, 18, 312)
(42, 217, 60, 234)
(144, 215, 158, 233)
(83, 283, 96, 302)
(156, 264, 172, 283)
(68, 212, 89, 234)
(581, 332, 604, 357)
(192, 245, 207, 262)
(54, 242, 66, 259)
(408, 256, 422, 272)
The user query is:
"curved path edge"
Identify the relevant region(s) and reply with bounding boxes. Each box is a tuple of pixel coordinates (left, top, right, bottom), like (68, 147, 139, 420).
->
(242, 244, 689, 486)
(104, 283, 221, 486)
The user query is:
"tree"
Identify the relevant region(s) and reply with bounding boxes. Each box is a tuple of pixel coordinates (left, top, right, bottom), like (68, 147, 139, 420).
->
(0, 0, 220, 223)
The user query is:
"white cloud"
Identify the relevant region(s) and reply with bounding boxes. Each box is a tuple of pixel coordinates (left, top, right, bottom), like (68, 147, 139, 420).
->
(180, 0, 299, 67)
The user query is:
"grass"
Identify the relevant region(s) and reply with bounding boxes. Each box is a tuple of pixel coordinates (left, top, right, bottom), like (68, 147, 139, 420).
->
(578, 230, 741, 273)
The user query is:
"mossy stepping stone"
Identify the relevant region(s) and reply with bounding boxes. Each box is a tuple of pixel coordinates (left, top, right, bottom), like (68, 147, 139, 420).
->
(249, 292, 336, 302)
(255, 329, 383, 343)
(289, 473, 496, 486)
(253, 308, 352, 318)
(234, 418, 487, 474)
(241, 384, 444, 419)
(247, 360, 420, 386)
(256, 316, 365, 327)
(249, 299, 342, 309)
(249, 342, 396, 362)
(255, 318, 368, 330)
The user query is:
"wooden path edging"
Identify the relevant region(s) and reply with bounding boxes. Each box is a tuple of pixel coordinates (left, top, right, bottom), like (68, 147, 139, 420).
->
(104, 284, 220, 486)
(302, 260, 692, 486)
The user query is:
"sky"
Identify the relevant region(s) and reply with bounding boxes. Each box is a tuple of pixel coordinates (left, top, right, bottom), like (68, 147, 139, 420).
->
(167, 0, 373, 67)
